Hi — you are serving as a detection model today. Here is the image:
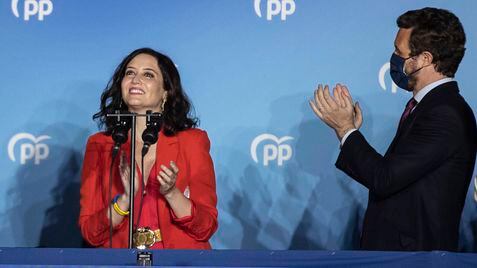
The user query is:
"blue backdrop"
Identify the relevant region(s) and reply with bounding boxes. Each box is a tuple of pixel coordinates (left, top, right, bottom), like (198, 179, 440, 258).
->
(1, 0, 476, 250)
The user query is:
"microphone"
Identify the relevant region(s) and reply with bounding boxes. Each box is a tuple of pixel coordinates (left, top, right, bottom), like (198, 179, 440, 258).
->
(110, 110, 132, 158)
(141, 110, 163, 157)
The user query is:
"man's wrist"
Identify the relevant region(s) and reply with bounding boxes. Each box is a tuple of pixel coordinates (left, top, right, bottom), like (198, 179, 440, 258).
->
(336, 124, 356, 140)
(340, 128, 357, 147)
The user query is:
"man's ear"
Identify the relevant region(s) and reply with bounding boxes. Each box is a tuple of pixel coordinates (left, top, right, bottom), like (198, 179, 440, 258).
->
(421, 51, 434, 65)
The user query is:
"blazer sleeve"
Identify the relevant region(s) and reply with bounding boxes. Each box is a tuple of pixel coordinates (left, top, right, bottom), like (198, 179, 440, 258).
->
(336, 104, 465, 198)
(170, 130, 218, 241)
(78, 136, 126, 246)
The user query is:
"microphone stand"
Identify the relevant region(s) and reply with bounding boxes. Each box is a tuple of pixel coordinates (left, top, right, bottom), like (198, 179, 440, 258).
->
(106, 112, 147, 249)
(128, 114, 136, 249)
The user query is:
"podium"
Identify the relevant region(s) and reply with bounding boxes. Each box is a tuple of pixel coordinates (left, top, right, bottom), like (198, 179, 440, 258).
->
(0, 248, 476, 267)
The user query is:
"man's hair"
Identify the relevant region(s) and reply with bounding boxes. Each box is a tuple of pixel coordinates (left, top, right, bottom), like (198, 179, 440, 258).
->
(397, 7, 466, 77)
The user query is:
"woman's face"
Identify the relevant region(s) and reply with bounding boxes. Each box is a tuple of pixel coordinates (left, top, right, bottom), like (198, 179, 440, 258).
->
(121, 53, 166, 113)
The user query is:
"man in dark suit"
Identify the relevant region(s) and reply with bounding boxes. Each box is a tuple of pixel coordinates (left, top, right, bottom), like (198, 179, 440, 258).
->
(310, 7, 477, 251)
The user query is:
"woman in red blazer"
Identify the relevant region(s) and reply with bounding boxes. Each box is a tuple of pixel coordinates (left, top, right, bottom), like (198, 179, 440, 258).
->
(79, 48, 218, 249)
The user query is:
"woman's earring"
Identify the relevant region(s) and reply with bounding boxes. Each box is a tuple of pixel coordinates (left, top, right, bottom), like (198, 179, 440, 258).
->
(161, 94, 167, 112)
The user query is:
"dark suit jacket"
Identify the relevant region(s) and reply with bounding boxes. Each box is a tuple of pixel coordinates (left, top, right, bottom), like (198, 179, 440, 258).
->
(336, 81, 477, 251)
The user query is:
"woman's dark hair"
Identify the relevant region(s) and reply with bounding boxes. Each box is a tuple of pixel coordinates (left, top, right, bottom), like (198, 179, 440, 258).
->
(397, 7, 466, 77)
(93, 48, 198, 136)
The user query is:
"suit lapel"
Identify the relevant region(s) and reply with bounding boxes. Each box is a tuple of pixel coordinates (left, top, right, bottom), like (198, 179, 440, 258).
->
(386, 107, 419, 155)
(155, 132, 179, 168)
(385, 81, 459, 155)
(155, 131, 179, 241)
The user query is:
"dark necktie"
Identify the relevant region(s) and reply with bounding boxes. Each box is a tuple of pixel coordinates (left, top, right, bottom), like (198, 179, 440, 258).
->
(399, 98, 417, 127)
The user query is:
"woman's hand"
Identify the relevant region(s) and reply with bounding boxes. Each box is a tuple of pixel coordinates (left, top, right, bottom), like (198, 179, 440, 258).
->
(107, 151, 138, 222)
(119, 151, 139, 204)
(157, 161, 192, 218)
(158, 161, 179, 197)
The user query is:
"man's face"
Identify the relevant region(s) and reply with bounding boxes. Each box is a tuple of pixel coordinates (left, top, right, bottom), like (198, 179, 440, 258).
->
(394, 28, 412, 58)
(394, 28, 419, 89)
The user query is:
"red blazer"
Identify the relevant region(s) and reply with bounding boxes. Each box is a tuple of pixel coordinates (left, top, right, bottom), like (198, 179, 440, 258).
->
(79, 128, 218, 249)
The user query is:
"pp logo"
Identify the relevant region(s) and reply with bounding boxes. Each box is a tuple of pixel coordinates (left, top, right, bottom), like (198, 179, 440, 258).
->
(379, 63, 398, 94)
(251, 133, 293, 166)
(11, 0, 53, 21)
(254, 0, 296, 21)
(8, 133, 51, 165)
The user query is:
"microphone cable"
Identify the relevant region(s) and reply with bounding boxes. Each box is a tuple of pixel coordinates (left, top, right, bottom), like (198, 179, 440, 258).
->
(108, 153, 117, 248)
(136, 111, 163, 229)
(135, 155, 146, 230)
(107, 110, 131, 248)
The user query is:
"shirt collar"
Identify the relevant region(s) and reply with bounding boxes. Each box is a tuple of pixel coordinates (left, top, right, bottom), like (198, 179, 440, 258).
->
(413, 77, 454, 103)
